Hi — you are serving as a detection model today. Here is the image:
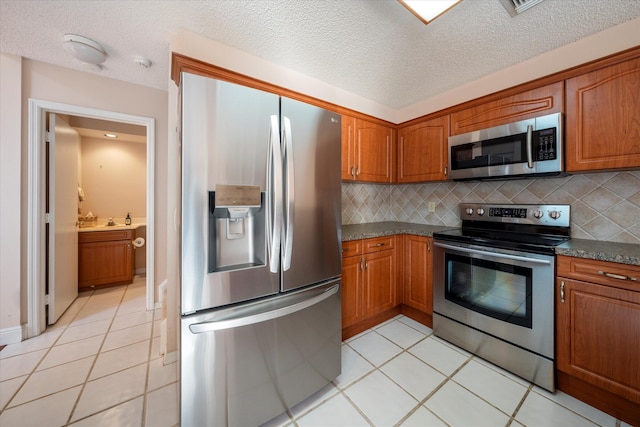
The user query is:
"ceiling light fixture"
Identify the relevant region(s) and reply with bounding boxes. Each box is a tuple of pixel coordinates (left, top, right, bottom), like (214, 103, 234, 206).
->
(399, 0, 462, 25)
(63, 34, 107, 65)
(499, 0, 546, 16)
(104, 133, 118, 138)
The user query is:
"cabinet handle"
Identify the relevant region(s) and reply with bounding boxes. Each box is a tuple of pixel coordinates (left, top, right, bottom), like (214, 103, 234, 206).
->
(444, 166, 448, 176)
(427, 240, 431, 251)
(597, 271, 637, 281)
(375, 243, 385, 247)
(360, 258, 364, 271)
(560, 281, 565, 304)
(365, 258, 368, 269)
(350, 166, 355, 177)
(355, 167, 360, 177)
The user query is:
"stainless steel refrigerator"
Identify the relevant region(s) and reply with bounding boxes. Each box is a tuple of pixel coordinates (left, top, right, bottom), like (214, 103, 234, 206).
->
(180, 73, 342, 427)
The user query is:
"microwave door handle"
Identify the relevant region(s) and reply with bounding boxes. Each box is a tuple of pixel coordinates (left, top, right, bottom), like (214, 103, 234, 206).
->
(526, 124, 534, 169)
(434, 242, 551, 265)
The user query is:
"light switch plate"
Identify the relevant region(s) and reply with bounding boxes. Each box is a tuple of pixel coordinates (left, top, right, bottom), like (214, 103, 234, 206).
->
(428, 201, 436, 212)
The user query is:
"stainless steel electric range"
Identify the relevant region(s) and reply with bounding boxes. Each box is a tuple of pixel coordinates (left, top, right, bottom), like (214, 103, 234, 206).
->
(432, 203, 571, 392)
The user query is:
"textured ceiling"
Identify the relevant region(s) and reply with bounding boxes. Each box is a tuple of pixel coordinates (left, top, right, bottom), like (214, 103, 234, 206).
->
(1, 0, 639, 110)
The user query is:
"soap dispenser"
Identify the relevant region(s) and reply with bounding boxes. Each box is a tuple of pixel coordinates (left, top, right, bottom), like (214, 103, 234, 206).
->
(125, 213, 132, 226)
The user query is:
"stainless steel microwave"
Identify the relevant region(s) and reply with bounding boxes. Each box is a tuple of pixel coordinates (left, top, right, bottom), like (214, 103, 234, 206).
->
(448, 112, 563, 180)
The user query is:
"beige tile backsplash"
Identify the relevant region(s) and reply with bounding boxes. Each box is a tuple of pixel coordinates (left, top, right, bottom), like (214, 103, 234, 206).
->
(342, 171, 640, 245)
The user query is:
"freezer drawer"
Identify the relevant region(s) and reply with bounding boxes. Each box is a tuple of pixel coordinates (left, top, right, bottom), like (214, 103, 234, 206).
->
(180, 280, 342, 427)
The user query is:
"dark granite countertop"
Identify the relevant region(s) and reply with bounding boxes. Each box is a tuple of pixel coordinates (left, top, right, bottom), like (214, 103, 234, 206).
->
(556, 238, 640, 266)
(342, 222, 455, 241)
(343, 223, 640, 266)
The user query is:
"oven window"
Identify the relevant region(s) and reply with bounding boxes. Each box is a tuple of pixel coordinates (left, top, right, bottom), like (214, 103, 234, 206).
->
(444, 253, 532, 328)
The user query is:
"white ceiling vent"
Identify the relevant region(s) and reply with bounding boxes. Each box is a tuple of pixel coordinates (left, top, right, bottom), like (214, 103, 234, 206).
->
(499, 0, 546, 16)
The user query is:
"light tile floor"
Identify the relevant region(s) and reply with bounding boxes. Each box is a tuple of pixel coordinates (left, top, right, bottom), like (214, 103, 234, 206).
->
(1, 283, 633, 427)
(266, 315, 632, 427)
(0, 276, 178, 427)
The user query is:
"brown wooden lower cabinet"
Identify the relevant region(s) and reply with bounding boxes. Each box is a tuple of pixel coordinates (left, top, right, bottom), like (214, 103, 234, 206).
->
(341, 236, 400, 339)
(78, 230, 134, 290)
(556, 255, 640, 426)
(400, 235, 433, 327)
(341, 234, 435, 339)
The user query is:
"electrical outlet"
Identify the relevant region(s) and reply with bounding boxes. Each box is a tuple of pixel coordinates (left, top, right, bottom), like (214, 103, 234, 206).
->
(428, 201, 436, 212)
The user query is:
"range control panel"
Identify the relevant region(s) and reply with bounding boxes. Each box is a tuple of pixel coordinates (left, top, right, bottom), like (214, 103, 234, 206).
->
(460, 203, 570, 228)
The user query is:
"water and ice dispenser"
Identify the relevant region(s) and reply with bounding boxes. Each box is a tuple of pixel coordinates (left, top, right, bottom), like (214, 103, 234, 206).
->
(208, 185, 266, 272)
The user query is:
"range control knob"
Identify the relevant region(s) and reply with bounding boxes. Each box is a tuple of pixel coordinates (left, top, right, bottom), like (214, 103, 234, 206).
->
(533, 209, 544, 219)
(465, 208, 474, 216)
(549, 210, 561, 220)
(476, 208, 485, 216)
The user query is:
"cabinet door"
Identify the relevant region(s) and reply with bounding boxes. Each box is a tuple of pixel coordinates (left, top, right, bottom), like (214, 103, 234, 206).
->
(565, 57, 640, 172)
(398, 116, 449, 182)
(341, 115, 357, 180)
(363, 249, 396, 317)
(341, 255, 363, 328)
(556, 278, 640, 404)
(403, 236, 432, 314)
(450, 82, 563, 136)
(78, 239, 133, 288)
(355, 119, 394, 183)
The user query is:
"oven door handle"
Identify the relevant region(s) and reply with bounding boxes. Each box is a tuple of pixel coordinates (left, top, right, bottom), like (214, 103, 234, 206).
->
(434, 242, 552, 265)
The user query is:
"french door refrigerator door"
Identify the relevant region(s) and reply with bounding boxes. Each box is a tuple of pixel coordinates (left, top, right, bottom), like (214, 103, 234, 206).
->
(279, 98, 342, 292)
(181, 279, 342, 427)
(181, 73, 281, 314)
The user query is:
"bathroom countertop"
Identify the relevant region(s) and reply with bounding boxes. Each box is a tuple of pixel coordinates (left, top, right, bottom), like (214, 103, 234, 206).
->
(78, 223, 146, 232)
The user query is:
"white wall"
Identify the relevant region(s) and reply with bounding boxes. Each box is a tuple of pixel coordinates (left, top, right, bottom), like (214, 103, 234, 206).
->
(80, 136, 147, 222)
(0, 57, 168, 341)
(0, 53, 23, 344)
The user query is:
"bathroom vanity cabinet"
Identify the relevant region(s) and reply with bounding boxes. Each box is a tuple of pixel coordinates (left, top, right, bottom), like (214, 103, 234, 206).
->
(78, 229, 133, 289)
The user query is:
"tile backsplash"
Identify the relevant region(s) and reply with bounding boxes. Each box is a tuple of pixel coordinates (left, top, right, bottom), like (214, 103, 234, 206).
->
(342, 171, 640, 245)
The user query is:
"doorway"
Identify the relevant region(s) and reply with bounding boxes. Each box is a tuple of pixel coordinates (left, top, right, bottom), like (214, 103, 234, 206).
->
(27, 99, 155, 338)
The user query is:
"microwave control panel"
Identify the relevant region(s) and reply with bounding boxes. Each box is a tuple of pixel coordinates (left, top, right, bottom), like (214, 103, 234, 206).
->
(534, 128, 557, 161)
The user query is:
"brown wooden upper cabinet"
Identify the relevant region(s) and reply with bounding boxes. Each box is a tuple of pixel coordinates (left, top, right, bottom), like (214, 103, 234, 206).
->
(342, 115, 394, 183)
(397, 115, 449, 183)
(450, 82, 564, 136)
(565, 57, 640, 172)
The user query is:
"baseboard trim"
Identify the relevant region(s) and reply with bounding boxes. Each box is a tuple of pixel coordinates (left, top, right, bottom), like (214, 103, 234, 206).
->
(0, 326, 22, 345)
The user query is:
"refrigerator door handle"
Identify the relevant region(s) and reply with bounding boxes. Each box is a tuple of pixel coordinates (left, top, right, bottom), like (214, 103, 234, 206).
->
(282, 116, 295, 271)
(267, 115, 283, 273)
(189, 284, 339, 333)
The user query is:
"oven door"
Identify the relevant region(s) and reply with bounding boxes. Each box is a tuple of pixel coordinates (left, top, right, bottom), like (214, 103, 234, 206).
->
(433, 240, 555, 359)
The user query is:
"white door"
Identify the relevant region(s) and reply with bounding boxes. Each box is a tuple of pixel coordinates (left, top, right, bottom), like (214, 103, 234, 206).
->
(48, 113, 79, 324)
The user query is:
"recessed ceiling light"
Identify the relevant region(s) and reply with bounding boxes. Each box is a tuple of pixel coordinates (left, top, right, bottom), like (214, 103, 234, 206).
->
(399, 0, 462, 24)
(104, 133, 118, 138)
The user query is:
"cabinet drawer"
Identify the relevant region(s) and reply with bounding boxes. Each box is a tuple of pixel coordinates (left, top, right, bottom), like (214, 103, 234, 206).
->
(363, 236, 395, 253)
(557, 255, 640, 291)
(79, 229, 134, 243)
(342, 240, 362, 258)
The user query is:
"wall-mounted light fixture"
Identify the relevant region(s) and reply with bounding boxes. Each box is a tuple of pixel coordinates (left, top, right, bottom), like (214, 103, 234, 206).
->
(399, 0, 462, 25)
(63, 34, 107, 65)
(104, 133, 118, 139)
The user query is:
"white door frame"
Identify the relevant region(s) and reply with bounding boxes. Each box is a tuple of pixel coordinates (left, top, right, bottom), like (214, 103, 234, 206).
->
(26, 99, 156, 338)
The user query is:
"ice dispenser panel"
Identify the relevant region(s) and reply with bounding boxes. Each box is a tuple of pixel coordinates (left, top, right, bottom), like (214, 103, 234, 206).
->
(208, 185, 266, 273)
